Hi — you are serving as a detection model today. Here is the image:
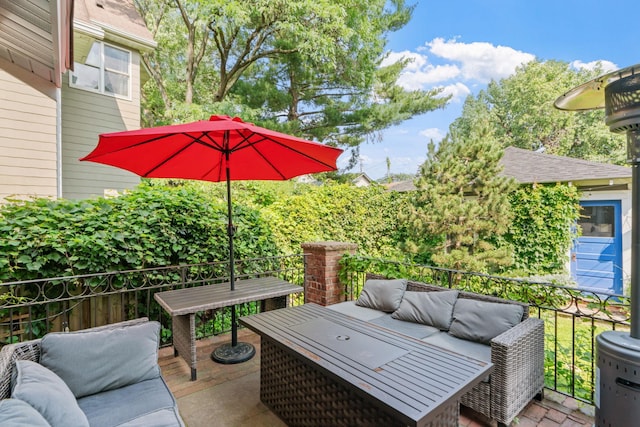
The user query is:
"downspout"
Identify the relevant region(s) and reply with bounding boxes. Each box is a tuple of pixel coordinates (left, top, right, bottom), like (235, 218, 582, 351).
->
(56, 86, 63, 199)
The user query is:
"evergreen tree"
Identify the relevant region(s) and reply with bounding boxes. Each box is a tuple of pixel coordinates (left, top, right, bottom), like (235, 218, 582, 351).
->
(404, 129, 516, 272)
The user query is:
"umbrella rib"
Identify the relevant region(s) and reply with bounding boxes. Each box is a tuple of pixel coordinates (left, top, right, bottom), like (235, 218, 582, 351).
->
(233, 132, 337, 177)
(142, 133, 223, 177)
(231, 133, 286, 180)
(86, 133, 174, 160)
(199, 132, 228, 181)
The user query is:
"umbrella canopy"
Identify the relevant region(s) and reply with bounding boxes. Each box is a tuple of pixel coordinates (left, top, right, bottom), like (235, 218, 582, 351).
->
(81, 114, 343, 363)
(81, 115, 342, 182)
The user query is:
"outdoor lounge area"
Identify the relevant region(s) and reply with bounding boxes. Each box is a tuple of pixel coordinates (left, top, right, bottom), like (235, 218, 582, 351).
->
(159, 328, 595, 427)
(3, 2, 639, 426)
(0, 245, 622, 426)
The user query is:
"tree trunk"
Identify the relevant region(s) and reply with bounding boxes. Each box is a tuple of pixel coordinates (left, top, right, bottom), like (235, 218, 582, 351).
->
(287, 69, 300, 121)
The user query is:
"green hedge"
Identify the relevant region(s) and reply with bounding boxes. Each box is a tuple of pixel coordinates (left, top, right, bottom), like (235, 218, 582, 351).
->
(262, 183, 410, 258)
(0, 182, 278, 281)
(0, 180, 579, 282)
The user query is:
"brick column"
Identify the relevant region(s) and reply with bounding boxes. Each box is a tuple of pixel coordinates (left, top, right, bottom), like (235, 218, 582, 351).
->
(301, 241, 358, 306)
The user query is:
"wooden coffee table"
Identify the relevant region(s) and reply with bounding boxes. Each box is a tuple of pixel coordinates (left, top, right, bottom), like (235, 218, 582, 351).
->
(240, 303, 492, 427)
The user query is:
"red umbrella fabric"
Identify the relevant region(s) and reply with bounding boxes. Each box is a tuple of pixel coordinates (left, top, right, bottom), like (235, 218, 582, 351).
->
(81, 115, 342, 182)
(81, 115, 342, 364)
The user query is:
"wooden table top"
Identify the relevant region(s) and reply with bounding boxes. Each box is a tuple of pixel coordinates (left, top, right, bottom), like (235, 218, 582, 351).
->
(240, 303, 493, 426)
(153, 276, 302, 316)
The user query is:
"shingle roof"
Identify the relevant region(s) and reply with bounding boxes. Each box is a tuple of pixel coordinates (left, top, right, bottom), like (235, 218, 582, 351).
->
(384, 181, 417, 192)
(386, 146, 631, 192)
(501, 147, 630, 184)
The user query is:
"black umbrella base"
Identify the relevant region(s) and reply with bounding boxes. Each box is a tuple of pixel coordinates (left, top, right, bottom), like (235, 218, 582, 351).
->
(211, 342, 256, 364)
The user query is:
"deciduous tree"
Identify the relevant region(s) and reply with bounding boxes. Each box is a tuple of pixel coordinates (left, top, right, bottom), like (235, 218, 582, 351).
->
(450, 60, 626, 164)
(134, 0, 447, 164)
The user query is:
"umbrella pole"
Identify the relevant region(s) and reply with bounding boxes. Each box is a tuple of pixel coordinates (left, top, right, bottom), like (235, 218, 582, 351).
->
(227, 166, 237, 346)
(211, 144, 255, 364)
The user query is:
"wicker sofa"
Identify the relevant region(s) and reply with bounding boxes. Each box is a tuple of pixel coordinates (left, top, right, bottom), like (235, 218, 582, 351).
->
(0, 318, 184, 427)
(328, 274, 544, 427)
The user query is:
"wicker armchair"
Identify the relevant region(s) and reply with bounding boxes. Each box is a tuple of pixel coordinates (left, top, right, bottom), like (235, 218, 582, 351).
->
(367, 274, 545, 427)
(0, 317, 149, 400)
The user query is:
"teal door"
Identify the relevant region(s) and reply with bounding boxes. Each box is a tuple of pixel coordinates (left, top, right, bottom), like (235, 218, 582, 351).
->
(571, 201, 623, 294)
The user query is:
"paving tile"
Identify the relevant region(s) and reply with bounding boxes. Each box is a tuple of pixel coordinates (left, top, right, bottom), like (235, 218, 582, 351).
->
(515, 417, 541, 427)
(538, 419, 561, 427)
(546, 408, 568, 423)
(560, 418, 589, 427)
(561, 397, 580, 411)
(524, 402, 549, 422)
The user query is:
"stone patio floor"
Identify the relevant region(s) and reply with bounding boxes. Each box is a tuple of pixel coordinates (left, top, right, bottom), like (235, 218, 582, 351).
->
(159, 329, 595, 427)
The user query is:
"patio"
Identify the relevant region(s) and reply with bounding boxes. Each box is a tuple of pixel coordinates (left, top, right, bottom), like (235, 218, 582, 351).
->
(159, 329, 596, 427)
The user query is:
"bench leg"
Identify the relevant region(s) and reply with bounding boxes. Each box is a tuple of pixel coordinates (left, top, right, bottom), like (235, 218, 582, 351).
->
(191, 368, 197, 381)
(173, 314, 197, 381)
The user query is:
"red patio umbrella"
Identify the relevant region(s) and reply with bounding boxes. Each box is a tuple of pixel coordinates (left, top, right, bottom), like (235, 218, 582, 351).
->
(80, 115, 343, 363)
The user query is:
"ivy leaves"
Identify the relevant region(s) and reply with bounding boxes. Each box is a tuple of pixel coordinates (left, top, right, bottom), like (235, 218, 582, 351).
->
(0, 183, 278, 281)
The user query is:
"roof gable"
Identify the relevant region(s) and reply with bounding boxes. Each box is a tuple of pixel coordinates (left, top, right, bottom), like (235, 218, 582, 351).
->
(74, 0, 156, 51)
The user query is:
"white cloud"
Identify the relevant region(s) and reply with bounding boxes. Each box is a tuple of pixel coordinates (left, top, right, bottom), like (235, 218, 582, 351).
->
(427, 37, 535, 83)
(384, 38, 534, 93)
(381, 50, 427, 71)
(570, 59, 618, 74)
(437, 82, 471, 102)
(396, 64, 461, 91)
(384, 51, 461, 91)
(419, 128, 445, 142)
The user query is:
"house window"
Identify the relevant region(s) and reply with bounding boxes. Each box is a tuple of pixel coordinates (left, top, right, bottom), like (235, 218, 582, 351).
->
(70, 42, 131, 98)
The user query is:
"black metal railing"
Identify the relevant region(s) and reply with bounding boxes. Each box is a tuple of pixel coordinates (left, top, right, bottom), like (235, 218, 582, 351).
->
(341, 257, 630, 404)
(0, 254, 305, 346)
(2, 251, 624, 405)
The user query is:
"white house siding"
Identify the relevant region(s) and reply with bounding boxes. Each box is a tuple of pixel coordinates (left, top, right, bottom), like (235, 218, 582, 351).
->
(60, 46, 142, 200)
(579, 188, 632, 292)
(0, 59, 58, 201)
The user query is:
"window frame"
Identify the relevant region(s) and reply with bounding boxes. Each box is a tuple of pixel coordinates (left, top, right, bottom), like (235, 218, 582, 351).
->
(69, 41, 132, 100)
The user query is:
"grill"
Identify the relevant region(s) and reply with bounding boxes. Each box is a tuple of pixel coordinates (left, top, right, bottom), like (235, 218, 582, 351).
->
(555, 63, 640, 427)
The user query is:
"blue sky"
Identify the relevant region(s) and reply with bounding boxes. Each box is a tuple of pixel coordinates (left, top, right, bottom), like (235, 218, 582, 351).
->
(348, 0, 640, 180)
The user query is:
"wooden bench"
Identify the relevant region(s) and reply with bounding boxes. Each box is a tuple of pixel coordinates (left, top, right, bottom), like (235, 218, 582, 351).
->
(154, 276, 302, 380)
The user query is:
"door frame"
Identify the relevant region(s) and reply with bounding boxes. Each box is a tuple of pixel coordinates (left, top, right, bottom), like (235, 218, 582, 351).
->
(572, 200, 623, 294)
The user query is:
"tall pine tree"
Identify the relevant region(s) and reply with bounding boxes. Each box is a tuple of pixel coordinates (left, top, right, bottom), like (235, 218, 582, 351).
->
(404, 127, 516, 272)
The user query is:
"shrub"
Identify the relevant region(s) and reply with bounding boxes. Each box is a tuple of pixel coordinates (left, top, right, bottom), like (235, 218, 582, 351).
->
(0, 182, 278, 281)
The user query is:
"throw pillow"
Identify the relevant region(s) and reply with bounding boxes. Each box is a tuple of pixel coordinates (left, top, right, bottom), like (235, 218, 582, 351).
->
(449, 299, 524, 344)
(355, 278, 407, 312)
(11, 360, 89, 427)
(40, 321, 161, 398)
(391, 290, 459, 330)
(0, 398, 51, 427)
